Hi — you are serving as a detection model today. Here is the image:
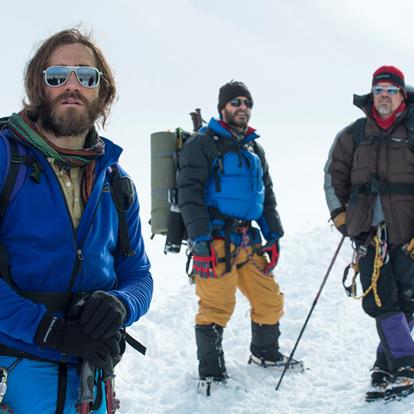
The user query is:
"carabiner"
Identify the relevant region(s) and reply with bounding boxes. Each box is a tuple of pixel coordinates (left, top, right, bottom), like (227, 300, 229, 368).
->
(0, 368, 8, 404)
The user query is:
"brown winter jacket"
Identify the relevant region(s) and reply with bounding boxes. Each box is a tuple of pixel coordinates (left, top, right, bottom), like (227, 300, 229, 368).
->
(324, 94, 414, 245)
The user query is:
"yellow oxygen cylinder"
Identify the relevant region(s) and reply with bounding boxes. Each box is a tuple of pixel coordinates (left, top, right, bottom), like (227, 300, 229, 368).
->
(150, 131, 177, 235)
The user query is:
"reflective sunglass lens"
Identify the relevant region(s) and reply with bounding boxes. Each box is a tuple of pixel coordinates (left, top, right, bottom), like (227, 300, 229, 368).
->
(76, 67, 100, 88)
(45, 67, 70, 86)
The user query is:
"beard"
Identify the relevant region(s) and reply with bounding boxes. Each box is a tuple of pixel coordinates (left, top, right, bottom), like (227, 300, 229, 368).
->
(38, 91, 102, 137)
(375, 98, 392, 116)
(223, 107, 250, 128)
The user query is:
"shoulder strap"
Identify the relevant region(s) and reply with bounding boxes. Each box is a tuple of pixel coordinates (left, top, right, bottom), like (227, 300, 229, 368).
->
(109, 164, 136, 257)
(0, 139, 21, 219)
(351, 117, 367, 148)
(404, 108, 414, 148)
(0, 136, 20, 288)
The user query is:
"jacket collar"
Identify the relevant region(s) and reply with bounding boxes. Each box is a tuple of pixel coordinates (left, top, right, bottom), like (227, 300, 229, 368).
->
(202, 117, 260, 143)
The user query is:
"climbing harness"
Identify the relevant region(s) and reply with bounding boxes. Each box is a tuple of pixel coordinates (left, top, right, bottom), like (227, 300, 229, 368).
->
(342, 225, 388, 307)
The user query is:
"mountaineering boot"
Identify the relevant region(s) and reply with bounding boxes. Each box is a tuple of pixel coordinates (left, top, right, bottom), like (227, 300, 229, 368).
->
(248, 353, 304, 372)
(365, 367, 392, 402)
(384, 366, 414, 401)
(195, 324, 228, 396)
(197, 376, 229, 397)
(248, 321, 304, 373)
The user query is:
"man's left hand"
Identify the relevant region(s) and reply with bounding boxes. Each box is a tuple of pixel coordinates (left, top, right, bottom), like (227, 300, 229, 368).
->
(80, 291, 127, 339)
(260, 240, 280, 274)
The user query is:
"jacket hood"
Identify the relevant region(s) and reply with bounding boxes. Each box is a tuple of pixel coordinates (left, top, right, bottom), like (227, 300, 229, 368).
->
(353, 93, 373, 117)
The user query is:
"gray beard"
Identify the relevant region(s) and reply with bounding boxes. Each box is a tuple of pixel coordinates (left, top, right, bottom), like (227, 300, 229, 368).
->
(376, 99, 392, 116)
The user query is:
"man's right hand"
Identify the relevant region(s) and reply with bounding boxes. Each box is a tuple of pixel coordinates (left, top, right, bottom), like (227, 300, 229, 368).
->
(192, 241, 217, 278)
(333, 211, 348, 236)
(35, 314, 121, 368)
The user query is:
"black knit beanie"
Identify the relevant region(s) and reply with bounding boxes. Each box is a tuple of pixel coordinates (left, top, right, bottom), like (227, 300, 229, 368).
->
(217, 80, 253, 112)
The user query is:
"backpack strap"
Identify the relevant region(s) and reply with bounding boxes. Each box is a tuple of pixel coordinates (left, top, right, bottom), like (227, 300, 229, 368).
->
(108, 164, 136, 257)
(405, 107, 414, 148)
(0, 139, 21, 219)
(351, 117, 367, 148)
(0, 136, 39, 219)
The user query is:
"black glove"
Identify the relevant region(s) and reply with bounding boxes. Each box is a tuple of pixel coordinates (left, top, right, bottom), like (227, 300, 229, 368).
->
(259, 240, 280, 274)
(35, 314, 121, 368)
(80, 291, 127, 340)
(192, 241, 217, 278)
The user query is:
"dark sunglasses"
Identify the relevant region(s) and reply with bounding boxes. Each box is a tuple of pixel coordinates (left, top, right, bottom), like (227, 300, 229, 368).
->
(229, 98, 253, 108)
(42, 65, 102, 88)
(372, 86, 400, 96)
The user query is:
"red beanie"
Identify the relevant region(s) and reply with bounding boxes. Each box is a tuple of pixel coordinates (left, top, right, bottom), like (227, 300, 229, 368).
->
(372, 65, 406, 97)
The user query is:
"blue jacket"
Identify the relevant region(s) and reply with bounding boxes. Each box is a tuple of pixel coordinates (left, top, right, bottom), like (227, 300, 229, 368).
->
(178, 118, 283, 244)
(0, 127, 153, 363)
(204, 119, 265, 221)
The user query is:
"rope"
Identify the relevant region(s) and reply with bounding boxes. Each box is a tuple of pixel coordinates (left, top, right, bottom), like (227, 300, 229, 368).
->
(350, 234, 384, 307)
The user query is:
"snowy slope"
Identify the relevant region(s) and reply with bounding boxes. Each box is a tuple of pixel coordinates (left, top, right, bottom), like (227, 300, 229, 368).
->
(115, 226, 414, 413)
(2, 1, 414, 413)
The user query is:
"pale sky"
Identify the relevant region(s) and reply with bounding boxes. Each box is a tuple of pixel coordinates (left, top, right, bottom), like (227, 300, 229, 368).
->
(2, 0, 414, 236)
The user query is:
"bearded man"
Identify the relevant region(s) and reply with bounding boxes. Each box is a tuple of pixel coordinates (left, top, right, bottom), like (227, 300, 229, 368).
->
(0, 28, 153, 413)
(177, 80, 303, 396)
(325, 66, 414, 402)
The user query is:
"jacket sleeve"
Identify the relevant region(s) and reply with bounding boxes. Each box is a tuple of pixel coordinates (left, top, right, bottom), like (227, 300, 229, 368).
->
(254, 142, 284, 240)
(110, 169, 153, 327)
(177, 134, 216, 241)
(323, 124, 355, 218)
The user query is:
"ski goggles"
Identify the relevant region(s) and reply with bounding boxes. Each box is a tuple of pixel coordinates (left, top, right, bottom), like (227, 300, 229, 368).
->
(371, 85, 401, 96)
(42, 65, 102, 88)
(229, 98, 253, 108)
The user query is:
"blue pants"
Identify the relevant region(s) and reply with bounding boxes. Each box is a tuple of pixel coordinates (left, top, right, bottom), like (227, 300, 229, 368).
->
(0, 357, 106, 414)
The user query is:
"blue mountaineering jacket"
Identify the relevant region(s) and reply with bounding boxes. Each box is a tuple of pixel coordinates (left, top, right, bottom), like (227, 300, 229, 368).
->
(178, 117, 284, 244)
(0, 127, 153, 363)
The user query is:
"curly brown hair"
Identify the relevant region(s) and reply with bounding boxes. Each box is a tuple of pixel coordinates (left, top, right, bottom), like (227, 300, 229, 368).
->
(24, 28, 116, 128)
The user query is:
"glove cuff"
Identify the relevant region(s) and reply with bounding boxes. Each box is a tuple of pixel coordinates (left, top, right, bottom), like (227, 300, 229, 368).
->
(192, 241, 211, 256)
(333, 211, 346, 229)
(35, 314, 62, 347)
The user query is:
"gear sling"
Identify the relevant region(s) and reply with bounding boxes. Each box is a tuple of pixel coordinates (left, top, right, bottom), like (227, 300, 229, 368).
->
(0, 119, 145, 413)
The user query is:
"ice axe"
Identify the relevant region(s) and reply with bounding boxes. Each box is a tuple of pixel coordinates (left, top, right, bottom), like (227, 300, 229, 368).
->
(78, 361, 95, 413)
(103, 357, 120, 414)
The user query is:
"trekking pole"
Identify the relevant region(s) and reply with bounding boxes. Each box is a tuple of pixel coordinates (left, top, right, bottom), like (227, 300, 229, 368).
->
(275, 235, 346, 392)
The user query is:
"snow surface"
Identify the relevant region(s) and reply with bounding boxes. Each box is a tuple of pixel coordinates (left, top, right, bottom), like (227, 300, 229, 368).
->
(2, 1, 414, 412)
(116, 227, 414, 413)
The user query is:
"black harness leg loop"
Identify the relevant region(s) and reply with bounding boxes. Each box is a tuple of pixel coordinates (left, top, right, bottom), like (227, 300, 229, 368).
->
(56, 362, 67, 414)
(223, 220, 233, 273)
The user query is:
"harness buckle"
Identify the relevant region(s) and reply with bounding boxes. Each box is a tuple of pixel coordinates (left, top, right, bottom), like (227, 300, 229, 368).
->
(357, 244, 368, 259)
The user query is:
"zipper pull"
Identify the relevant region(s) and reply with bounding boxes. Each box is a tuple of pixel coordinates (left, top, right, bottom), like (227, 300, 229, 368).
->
(77, 249, 84, 261)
